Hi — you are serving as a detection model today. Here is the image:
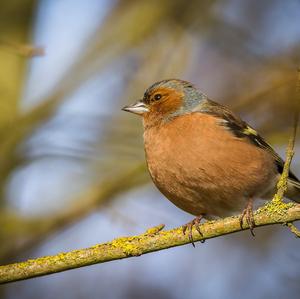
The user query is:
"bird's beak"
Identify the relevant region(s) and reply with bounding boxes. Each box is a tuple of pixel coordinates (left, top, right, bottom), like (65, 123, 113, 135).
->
(122, 100, 149, 115)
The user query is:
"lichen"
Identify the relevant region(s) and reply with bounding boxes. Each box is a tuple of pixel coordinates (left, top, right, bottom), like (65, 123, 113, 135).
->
(257, 200, 294, 219)
(111, 237, 143, 256)
(143, 224, 165, 236)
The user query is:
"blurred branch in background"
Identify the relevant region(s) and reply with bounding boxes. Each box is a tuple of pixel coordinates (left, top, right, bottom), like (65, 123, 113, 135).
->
(0, 163, 147, 263)
(0, 0, 191, 197)
(0, 39, 44, 57)
(0, 0, 37, 128)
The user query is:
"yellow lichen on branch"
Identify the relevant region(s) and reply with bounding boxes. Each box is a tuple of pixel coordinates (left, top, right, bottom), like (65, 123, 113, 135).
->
(0, 204, 300, 284)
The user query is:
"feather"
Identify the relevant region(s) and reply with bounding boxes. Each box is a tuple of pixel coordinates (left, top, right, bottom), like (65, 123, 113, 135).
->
(197, 99, 300, 187)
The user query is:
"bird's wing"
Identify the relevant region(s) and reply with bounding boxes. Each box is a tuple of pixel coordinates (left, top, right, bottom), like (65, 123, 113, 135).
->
(195, 99, 300, 182)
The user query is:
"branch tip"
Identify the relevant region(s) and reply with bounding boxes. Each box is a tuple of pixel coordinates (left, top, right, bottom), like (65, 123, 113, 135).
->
(285, 222, 300, 238)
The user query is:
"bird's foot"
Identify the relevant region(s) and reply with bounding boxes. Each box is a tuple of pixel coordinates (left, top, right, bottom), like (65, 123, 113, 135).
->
(182, 215, 205, 247)
(240, 198, 255, 236)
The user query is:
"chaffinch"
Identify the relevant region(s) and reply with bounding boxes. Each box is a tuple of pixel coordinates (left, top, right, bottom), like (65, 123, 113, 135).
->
(122, 79, 300, 244)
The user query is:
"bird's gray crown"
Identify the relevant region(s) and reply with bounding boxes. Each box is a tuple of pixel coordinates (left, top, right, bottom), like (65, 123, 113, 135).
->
(143, 79, 208, 114)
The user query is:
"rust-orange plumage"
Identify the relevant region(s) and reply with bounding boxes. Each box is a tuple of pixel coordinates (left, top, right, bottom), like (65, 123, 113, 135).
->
(123, 79, 300, 243)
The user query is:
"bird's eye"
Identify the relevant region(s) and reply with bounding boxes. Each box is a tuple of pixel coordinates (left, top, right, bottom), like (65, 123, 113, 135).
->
(154, 94, 162, 101)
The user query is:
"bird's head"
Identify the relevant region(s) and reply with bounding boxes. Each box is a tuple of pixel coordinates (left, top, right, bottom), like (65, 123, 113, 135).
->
(122, 79, 207, 122)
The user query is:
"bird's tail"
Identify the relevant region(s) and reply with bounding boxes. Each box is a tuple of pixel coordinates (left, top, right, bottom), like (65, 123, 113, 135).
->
(287, 178, 300, 203)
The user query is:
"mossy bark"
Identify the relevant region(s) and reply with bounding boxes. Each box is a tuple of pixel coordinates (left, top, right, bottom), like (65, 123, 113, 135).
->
(0, 205, 299, 284)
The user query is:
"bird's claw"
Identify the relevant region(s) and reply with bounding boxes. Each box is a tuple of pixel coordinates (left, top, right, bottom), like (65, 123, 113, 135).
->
(240, 198, 255, 236)
(182, 215, 204, 247)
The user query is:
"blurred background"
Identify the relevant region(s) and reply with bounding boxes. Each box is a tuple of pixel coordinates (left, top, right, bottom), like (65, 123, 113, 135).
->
(0, 0, 300, 298)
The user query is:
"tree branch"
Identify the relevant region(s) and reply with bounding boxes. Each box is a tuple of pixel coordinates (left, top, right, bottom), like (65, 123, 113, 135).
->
(0, 204, 299, 284)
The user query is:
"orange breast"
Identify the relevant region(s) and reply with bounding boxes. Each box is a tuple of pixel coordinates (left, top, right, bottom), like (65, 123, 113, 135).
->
(143, 113, 277, 217)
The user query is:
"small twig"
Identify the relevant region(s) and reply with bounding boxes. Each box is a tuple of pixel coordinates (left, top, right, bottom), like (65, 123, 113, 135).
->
(277, 69, 300, 236)
(143, 224, 165, 236)
(0, 39, 44, 57)
(272, 123, 297, 204)
(259, 69, 299, 235)
(286, 222, 300, 238)
(272, 70, 299, 204)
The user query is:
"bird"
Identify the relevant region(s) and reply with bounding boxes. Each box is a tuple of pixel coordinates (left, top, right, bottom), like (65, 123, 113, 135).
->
(122, 79, 300, 244)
